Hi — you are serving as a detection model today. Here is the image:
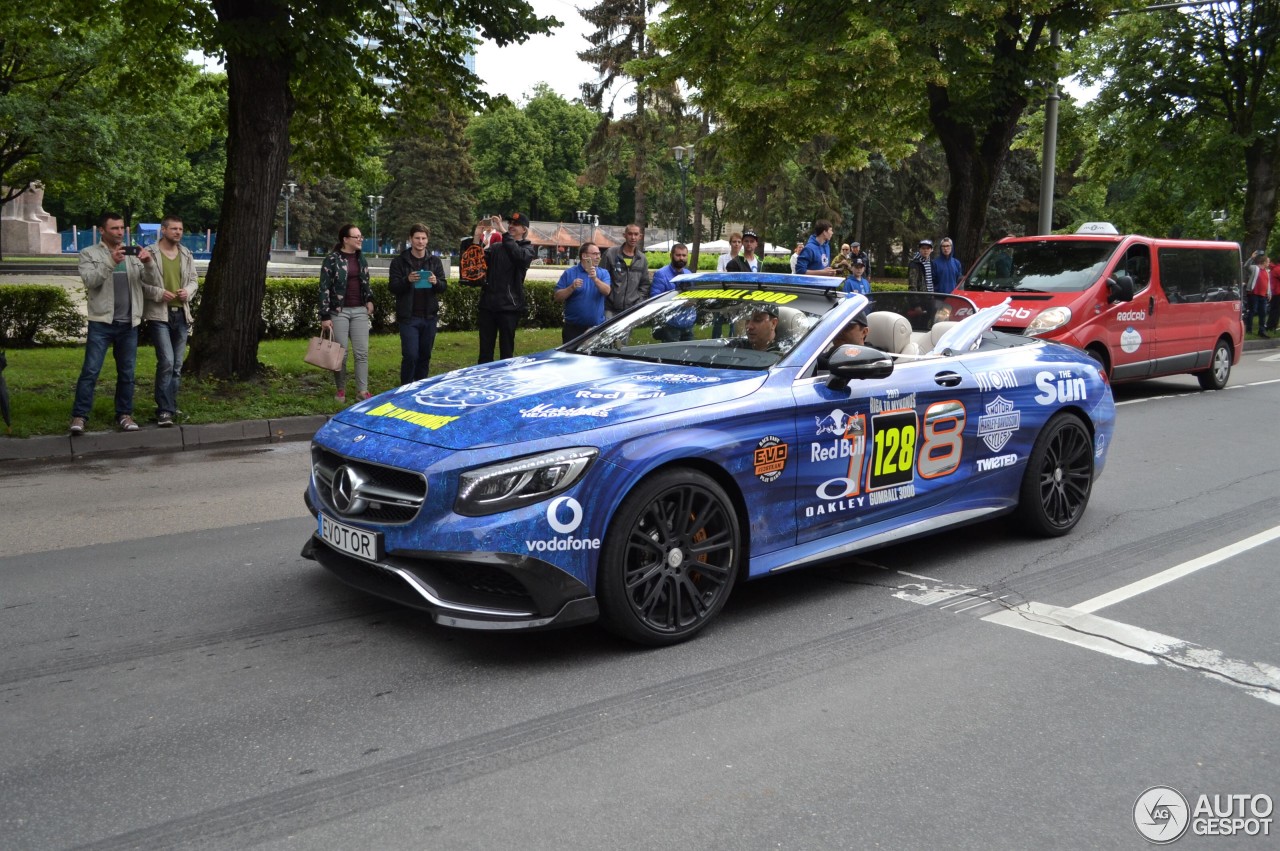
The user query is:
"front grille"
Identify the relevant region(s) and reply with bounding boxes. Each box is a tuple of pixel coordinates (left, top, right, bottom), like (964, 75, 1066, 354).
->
(312, 446, 427, 524)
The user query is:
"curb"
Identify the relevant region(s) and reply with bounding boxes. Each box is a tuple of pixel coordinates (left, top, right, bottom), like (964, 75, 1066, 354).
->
(0, 415, 329, 466)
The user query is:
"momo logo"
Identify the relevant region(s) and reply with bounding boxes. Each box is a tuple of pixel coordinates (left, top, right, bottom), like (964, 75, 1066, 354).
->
(1116, 310, 1146, 322)
(527, 497, 601, 553)
(977, 396, 1021, 452)
(1034, 370, 1087, 405)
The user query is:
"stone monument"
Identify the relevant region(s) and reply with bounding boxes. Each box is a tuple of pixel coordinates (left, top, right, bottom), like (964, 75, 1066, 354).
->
(1, 182, 62, 254)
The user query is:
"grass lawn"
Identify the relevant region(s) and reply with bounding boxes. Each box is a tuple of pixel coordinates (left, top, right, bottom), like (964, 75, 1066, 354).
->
(1, 328, 564, 438)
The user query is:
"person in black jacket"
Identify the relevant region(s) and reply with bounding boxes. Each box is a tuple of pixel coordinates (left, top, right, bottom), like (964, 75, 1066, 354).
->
(477, 212, 536, 363)
(388, 223, 448, 384)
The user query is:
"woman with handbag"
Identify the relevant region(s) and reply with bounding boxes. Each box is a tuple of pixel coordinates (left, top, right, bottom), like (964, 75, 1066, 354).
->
(318, 224, 375, 402)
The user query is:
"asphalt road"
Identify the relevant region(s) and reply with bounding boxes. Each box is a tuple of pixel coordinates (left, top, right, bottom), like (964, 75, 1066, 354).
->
(2, 353, 1279, 850)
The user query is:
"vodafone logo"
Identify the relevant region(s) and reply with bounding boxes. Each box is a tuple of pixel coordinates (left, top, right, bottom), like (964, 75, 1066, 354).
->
(547, 497, 584, 534)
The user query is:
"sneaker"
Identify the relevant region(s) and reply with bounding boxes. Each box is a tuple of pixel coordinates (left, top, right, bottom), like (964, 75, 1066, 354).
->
(157, 412, 175, 428)
(335, 390, 346, 403)
(117, 414, 140, 432)
(359, 391, 373, 400)
(69, 416, 86, 435)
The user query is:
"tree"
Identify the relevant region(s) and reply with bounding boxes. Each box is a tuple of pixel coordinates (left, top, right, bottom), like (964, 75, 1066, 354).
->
(467, 86, 612, 222)
(286, 177, 362, 255)
(1075, 2, 1280, 251)
(154, 0, 557, 380)
(645, 0, 1125, 262)
(579, 0, 658, 226)
(381, 102, 477, 249)
(0, 1, 188, 254)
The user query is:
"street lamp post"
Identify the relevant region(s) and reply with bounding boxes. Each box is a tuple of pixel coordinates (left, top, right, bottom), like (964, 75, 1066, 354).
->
(281, 182, 297, 250)
(576, 210, 592, 252)
(673, 145, 693, 243)
(366, 194, 383, 255)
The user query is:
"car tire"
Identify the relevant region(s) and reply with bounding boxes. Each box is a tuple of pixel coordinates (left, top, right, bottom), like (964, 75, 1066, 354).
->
(1016, 413, 1094, 537)
(1196, 338, 1232, 390)
(596, 469, 741, 645)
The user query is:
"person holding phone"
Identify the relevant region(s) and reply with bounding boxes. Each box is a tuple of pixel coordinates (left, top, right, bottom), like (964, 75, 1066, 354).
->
(389, 223, 448, 383)
(554, 242, 612, 343)
(69, 211, 163, 434)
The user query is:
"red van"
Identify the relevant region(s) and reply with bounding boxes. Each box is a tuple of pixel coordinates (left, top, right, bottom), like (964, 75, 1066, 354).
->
(958, 224, 1244, 389)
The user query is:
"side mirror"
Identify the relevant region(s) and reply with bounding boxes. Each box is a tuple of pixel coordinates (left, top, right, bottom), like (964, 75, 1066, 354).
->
(1107, 273, 1135, 303)
(825, 344, 894, 391)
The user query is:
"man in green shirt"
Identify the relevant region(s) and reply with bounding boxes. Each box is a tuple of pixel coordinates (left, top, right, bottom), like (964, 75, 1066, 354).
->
(143, 215, 198, 426)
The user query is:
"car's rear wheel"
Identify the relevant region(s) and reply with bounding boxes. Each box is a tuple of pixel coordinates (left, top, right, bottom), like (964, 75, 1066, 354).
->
(1016, 413, 1094, 537)
(597, 469, 740, 645)
(1196, 338, 1232, 390)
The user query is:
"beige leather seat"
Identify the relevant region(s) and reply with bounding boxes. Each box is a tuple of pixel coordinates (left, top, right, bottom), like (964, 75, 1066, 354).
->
(866, 311, 919, 355)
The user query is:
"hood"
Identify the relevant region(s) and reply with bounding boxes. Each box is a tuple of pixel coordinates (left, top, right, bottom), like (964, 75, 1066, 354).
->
(959, 289, 1082, 328)
(330, 350, 766, 449)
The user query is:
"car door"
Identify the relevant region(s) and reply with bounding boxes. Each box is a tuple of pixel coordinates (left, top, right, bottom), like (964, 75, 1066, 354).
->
(1103, 242, 1156, 381)
(792, 357, 977, 546)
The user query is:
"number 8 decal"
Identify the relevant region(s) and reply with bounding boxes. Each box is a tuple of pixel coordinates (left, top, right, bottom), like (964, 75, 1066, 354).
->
(918, 400, 965, 479)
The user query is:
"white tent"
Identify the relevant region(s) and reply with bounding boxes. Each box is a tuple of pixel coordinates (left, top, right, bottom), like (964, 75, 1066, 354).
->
(645, 239, 677, 252)
(761, 242, 791, 256)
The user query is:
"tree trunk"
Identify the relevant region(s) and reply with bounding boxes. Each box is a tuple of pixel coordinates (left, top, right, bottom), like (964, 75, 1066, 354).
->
(1242, 138, 1279, 256)
(632, 82, 648, 227)
(187, 0, 294, 380)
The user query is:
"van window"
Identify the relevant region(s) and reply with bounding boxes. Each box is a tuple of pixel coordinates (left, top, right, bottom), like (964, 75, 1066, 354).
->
(1121, 244, 1151, 292)
(966, 239, 1119, 293)
(1157, 247, 1241, 303)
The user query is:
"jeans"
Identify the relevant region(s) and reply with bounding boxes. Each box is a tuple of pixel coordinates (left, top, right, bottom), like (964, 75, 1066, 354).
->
(1269, 295, 1280, 332)
(332, 307, 371, 393)
(477, 309, 519, 363)
(150, 310, 189, 415)
(562, 322, 592, 345)
(72, 320, 138, 420)
(1247, 294, 1270, 334)
(399, 315, 437, 384)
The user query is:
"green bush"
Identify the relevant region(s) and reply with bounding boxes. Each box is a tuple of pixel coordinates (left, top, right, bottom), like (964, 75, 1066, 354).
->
(0, 284, 85, 346)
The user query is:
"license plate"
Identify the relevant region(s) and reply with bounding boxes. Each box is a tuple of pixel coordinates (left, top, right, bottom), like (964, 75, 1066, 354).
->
(319, 514, 381, 562)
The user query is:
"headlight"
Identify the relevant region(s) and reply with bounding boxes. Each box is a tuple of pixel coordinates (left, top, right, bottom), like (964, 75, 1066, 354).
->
(455, 448, 598, 516)
(1025, 306, 1072, 336)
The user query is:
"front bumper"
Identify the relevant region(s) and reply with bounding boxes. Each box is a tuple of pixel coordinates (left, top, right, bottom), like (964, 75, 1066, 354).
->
(302, 490, 598, 632)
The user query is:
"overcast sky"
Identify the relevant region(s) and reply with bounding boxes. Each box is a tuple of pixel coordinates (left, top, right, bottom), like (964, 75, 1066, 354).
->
(474, 0, 601, 104)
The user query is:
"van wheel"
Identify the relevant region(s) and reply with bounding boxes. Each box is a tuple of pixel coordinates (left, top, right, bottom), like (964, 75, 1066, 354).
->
(1085, 345, 1110, 379)
(1196, 339, 1232, 390)
(1016, 413, 1093, 537)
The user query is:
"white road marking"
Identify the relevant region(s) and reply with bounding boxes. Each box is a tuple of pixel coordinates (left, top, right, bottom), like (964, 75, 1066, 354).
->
(1258, 353, 1280, 362)
(1113, 376, 1280, 406)
(889, 523, 1280, 707)
(1072, 523, 1280, 613)
(982, 602, 1280, 707)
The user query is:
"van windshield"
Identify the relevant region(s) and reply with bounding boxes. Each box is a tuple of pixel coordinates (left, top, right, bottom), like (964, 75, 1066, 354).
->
(964, 240, 1119, 293)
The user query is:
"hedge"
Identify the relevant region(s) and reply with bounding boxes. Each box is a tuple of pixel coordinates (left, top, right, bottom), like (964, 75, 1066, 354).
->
(0, 285, 86, 346)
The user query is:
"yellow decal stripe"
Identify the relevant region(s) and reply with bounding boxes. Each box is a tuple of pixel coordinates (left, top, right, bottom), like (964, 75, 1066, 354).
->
(368, 402, 459, 431)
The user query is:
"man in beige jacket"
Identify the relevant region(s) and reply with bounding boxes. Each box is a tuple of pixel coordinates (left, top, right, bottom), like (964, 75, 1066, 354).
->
(70, 212, 164, 434)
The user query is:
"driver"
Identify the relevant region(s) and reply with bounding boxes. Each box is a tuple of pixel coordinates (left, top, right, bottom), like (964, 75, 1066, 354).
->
(739, 305, 781, 351)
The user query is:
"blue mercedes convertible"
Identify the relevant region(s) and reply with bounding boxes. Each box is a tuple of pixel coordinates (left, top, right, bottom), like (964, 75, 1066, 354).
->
(303, 273, 1115, 645)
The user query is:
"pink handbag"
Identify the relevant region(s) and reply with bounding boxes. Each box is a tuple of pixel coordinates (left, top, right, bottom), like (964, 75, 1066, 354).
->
(303, 327, 345, 371)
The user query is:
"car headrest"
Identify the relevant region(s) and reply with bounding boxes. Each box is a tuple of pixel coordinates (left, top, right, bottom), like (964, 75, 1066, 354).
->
(866, 311, 913, 354)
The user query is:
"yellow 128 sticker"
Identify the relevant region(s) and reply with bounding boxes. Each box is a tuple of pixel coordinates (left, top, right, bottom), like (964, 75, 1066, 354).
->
(869, 410, 917, 490)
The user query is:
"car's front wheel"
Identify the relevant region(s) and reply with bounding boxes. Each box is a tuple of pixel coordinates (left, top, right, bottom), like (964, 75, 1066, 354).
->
(1016, 413, 1094, 537)
(597, 470, 741, 645)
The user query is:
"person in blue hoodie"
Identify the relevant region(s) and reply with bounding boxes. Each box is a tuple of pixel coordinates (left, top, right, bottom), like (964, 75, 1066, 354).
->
(840, 257, 871, 295)
(795, 220, 837, 276)
(932, 237, 963, 294)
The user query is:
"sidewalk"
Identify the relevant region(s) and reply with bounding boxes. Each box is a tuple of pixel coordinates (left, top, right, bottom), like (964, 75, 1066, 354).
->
(0, 415, 329, 467)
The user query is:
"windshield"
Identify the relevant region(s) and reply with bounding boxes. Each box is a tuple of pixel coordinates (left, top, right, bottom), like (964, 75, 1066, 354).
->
(965, 239, 1119, 293)
(571, 286, 828, 370)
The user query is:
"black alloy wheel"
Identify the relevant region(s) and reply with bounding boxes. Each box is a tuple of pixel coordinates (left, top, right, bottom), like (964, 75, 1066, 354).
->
(1016, 413, 1094, 537)
(597, 469, 740, 645)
